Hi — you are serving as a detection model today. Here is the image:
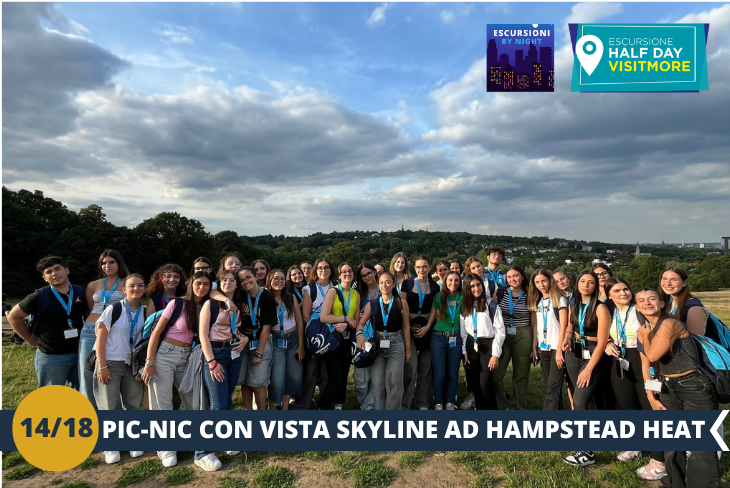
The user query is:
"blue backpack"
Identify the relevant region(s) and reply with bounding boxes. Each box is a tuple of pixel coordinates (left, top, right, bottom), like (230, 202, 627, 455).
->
(304, 287, 346, 358)
(701, 307, 730, 351)
(133, 298, 185, 366)
(681, 334, 730, 404)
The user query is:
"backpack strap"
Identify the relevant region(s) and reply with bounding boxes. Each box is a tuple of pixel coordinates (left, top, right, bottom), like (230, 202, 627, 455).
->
(334, 287, 346, 312)
(488, 299, 498, 323)
(496, 288, 505, 304)
(488, 280, 496, 298)
(30, 287, 53, 336)
(209, 300, 220, 328)
(160, 298, 185, 341)
(110, 301, 124, 327)
(308, 282, 318, 303)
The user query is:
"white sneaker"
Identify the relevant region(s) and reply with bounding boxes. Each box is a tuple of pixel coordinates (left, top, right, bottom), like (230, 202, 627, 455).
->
(460, 394, 475, 410)
(418, 407, 429, 410)
(104, 451, 121, 464)
(225, 451, 240, 456)
(194, 453, 222, 472)
(129, 451, 144, 458)
(434, 404, 443, 410)
(445, 402, 457, 410)
(158, 451, 178, 468)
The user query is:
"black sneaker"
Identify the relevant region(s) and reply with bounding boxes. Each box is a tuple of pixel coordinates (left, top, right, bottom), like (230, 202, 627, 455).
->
(564, 451, 595, 467)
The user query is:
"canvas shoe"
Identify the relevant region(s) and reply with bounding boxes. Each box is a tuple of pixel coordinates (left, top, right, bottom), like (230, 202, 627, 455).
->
(434, 404, 443, 410)
(564, 451, 595, 467)
(194, 453, 222, 472)
(158, 451, 178, 468)
(636, 459, 667, 480)
(617, 451, 642, 462)
(445, 402, 457, 410)
(104, 451, 121, 464)
(129, 451, 144, 458)
(226, 451, 241, 456)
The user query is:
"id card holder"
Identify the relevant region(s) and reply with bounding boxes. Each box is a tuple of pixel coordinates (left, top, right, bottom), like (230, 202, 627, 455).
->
(645, 379, 662, 392)
(573, 341, 583, 358)
(231, 349, 240, 360)
(507, 327, 517, 336)
(473, 340, 479, 353)
(539, 342, 550, 351)
(64, 328, 79, 339)
(380, 339, 391, 349)
(125, 352, 132, 365)
(250, 340, 259, 349)
(582, 349, 591, 360)
(277, 339, 288, 348)
(618, 358, 630, 371)
(449, 336, 457, 348)
(614, 358, 625, 379)
(365, 342, 373, 352)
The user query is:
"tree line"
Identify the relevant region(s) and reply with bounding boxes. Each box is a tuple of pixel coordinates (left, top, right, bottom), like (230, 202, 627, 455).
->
(3, 187, 728, 296)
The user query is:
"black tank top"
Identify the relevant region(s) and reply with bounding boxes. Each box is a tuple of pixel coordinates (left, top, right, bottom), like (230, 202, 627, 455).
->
(578, 301, 608, 338)
(371, 297, 404, 333)
(403, 278, 439, 316)
(655, 316, 700, 376)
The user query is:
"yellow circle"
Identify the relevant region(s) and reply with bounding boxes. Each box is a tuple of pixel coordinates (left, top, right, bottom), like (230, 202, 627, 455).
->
(13, 385, 99, 471)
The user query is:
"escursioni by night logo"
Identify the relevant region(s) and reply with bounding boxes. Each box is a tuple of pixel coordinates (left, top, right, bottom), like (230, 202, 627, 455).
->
(487, 24, 555, 92)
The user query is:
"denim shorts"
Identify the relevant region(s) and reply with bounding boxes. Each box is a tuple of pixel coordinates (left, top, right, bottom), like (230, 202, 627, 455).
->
(237, 339, 273, 388)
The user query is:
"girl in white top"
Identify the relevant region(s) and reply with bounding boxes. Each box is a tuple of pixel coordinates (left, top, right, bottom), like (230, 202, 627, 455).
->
(528, 269, 568, 410)
(94, 273, 145, 464)
(459, 274, 505, 410)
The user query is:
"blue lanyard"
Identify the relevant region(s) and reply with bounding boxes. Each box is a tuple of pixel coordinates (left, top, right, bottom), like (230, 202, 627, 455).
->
(487, 269, 502, 285)
(615, 305, 633, 356)
(367, 289, 379, 303)
(124, 299, 141, 351)
(541, 298, 551, 341)
(102, 277, 121, 306)
(669, 297, 677, 316)
(578, 299, 590, 346)
(416, 279, 427, 316)
(315, 282, 329, 313)
(230, 311, 238, 342)
(294, 287, 303, 303)
(448, 293, 460, 333)
(472, 306, 478, 341)
(395, 283, 401, 296)
(276, 300, 286, 338)
(247, 288, 262, 339)
(339, 285, 351, 317)
(51, 285, 74, 327)
(379, 297, 393, 338)
(508, 289, 524, 326)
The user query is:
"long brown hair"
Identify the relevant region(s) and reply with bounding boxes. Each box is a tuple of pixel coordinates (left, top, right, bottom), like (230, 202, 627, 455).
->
(183, 271, 213, 333)
(267, 269, 294, 317)
(389, 252, 410, 280)
(146, 264, 187, 298)
(461, 273, 486, 316)
(659, 267, 693, 322)
(437, 271, 462, 321)
(570, 271, 601, 331)
(98, 250, 130, 279)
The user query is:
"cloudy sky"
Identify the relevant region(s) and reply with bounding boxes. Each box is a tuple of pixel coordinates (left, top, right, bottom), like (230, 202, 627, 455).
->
(3, 2, 729, 244)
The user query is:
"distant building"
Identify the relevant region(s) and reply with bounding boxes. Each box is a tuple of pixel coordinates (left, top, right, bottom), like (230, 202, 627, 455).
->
(582, 245, 592, 252)
(635, 241, 652, 257)
(700, 243, 706, 249)
(722, 237, 730, 251)
(564, 259, 573, 265)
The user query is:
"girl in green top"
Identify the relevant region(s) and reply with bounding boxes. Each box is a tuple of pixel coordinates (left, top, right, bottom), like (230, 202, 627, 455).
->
(424, 271, 463, 410)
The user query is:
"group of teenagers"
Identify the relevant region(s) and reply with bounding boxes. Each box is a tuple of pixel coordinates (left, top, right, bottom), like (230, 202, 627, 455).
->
(6, 248, 723, 487)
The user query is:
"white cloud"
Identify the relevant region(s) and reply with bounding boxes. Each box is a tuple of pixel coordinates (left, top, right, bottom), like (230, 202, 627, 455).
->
(440, 10, 455, 24)
(367, 3, 392, 27)
(154, 22, 194, 44)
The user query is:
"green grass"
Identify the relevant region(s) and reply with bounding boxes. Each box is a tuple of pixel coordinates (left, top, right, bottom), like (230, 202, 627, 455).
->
(2, 451, 25, 470)
(252, 466, 295, 488)
(59, 482, 91, 488)
(115, 458, 164, 487)
(76, 454, 100, 471)
(328, 452, 362, 478)
(219, 476, 249, 488)
(50, 478, 64, 485)
(474, 473, 498, 488)
(352, 458, 396, 488)
(449, 451, 488, 476)
(1, 343, 36, 409)
(4, 464, 41, 480)
(166, 466, 195, 486)
(396, 451, 433, 469)
(293, 450, 332, 461)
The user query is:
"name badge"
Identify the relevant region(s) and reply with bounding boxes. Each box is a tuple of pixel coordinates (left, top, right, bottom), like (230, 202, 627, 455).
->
(645, 379, 663, 392)
(250, 340, 259, 349)
(539, 342, 551, 351)
(365, 342, 373, 352)
(231, 349, 240, 360)
(507, 327, 517, 336)
(380, 339, 391, 349)
(277, 339, 288, 348)
(125, 352, 132, 365)
(473, 341, 479, 353)
(449, 336, 457, 348)
(618, 358, 630, 371)
(582, 349, 591, 360)
(64, 328, 79, 339)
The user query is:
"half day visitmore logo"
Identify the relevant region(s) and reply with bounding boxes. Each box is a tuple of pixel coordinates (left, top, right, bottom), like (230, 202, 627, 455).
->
(570, 23, 709, 92)
(487, 24, 555, 92)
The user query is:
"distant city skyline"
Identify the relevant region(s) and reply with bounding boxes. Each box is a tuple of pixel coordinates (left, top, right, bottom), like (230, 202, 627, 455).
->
(3, 2, 729, 242)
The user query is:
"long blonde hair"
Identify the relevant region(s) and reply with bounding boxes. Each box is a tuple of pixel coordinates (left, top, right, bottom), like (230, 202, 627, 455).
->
(528, 269, 563, 311)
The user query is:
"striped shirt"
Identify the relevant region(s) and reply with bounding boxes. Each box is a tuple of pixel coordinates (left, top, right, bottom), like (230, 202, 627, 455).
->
(498, 289, 531, 328)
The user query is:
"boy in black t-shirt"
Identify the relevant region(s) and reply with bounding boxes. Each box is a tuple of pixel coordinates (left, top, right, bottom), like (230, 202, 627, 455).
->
(7, 256, 88, 389)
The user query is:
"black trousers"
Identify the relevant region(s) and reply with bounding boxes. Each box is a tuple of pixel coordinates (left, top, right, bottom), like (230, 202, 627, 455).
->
(660, 371, 720, 488)
(539, 349, 565, 410)
(319, 341, 351, 409)
(565, 346, 607, 410)
(465, 336, 498, 410)
(292, 349, 328, 410)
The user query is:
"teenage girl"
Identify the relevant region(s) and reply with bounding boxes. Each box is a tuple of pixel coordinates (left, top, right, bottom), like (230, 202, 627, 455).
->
(660, 267, 709, 336)
(354, 263, 379, 410)
(286, 265, 306, 309)
(145, 264, 187, 317)
(252, 259, 271, 288)
(390, 252, 409, 296)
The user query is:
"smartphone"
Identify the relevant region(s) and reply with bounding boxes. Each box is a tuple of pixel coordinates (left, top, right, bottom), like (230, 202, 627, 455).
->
(574, 341, 584, 359)
(150, 374, 159, 385)
(614, 359, 625, 379)
(532, 356, 540, 367)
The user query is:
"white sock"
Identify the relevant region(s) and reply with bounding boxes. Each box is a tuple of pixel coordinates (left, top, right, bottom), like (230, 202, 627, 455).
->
(334, 406, 342, 410)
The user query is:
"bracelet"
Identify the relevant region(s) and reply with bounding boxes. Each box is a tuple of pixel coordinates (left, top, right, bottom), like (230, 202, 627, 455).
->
(98, 366, 108, 371)
(208, 361, 218, 370)
(356, 332, 364, 337)
(145, 359, 155, 365)
(254, 351, 263, 359)
(207, 357, 216, 363)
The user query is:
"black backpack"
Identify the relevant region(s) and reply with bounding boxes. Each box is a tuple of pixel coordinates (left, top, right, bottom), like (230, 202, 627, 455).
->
(84, 302, 125, 372)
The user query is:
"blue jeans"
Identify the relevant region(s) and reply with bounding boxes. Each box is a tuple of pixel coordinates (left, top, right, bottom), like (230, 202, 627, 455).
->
(35, 349, 78, 389)
(431, 333, 462, 404)
(268, 331, 303, 406)
(203, 346, 243, 411)
(78, 320, 98, 409)
(194, 451, 212, 460)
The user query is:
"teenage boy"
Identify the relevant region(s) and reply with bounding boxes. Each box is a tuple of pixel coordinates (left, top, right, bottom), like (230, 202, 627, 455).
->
(7, 256, 88, 388)
(485, 247, 507, 292)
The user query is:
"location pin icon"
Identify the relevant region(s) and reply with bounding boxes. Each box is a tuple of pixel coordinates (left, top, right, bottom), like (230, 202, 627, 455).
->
(576, 35, 603, 76)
